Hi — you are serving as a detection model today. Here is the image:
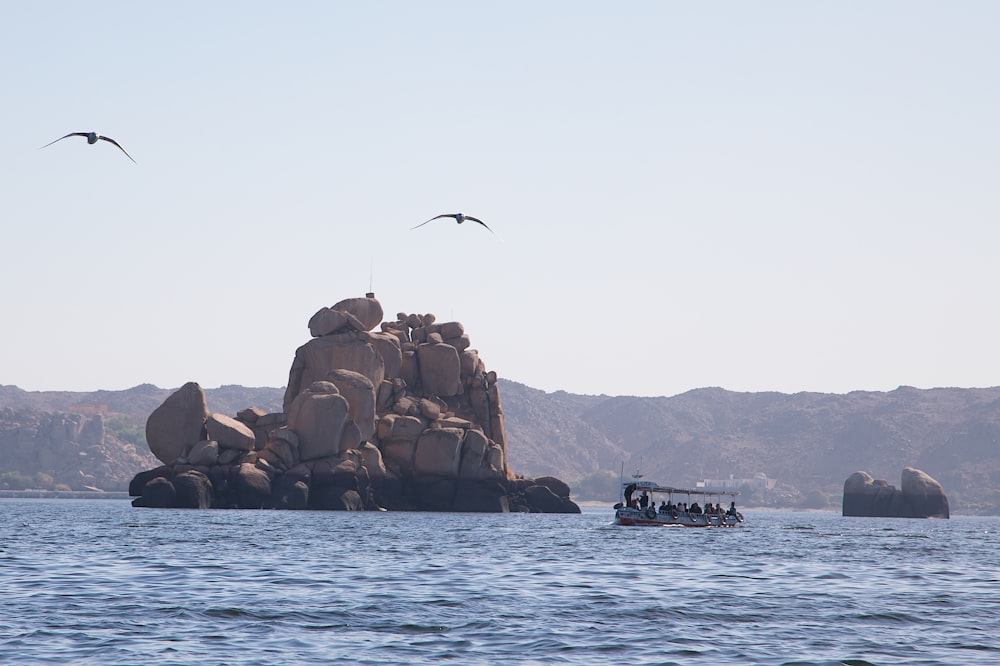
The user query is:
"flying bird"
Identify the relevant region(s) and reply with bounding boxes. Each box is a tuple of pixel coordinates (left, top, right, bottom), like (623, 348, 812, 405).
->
(412, 212, 493, 234)
(40, 131, 136, 163)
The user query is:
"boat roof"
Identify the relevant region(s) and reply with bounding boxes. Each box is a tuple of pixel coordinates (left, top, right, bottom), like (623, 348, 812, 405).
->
(624, 480, 739, 497)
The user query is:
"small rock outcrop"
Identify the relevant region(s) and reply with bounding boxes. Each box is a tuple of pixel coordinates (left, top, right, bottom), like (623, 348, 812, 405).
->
(130, 294, 580, 514)
(842, 468, 950, 518)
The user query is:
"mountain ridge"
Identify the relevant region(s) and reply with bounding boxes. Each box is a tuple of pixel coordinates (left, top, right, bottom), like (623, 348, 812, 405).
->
(2, 381, 999, 513)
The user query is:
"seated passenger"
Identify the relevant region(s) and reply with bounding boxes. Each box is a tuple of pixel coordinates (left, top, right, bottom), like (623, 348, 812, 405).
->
(727, 501, 738, 516)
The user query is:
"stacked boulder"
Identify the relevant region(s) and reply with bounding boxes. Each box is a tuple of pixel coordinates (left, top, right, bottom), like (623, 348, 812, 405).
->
(130, 295, 579, 513)
(842, 468, 950, 518)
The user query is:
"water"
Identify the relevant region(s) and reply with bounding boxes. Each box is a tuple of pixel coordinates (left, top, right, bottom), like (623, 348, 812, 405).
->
(1, 500, 998, 665)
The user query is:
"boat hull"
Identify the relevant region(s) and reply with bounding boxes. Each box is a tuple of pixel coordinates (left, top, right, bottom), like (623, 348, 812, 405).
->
(614, 507, 744, 527)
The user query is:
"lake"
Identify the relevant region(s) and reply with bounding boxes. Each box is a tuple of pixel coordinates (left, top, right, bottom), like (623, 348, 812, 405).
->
(1, 499, 997, 665)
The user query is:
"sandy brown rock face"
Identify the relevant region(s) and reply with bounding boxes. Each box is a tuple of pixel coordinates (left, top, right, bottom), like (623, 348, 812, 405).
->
(206, 414, 256, 452)
(284, 336, 385, 412)
(308, 308, 352, 337)
(325, 369, 376, 442)
(416, 341, 462, 397)
(286, 381, 350, 461)
(132, 295, 579, 513)
(414, 428, 464, 477)
(145, 382, 209, 465)
(331, 296, 383, 332)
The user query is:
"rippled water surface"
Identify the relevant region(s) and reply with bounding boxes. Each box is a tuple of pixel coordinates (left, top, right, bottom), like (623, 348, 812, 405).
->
(2, 500, 998, 665)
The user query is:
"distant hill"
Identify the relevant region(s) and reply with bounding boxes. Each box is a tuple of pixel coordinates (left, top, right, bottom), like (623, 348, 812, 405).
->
(2, 381, 999, 513)
(499, 382, 1000, 514)
(0, 384, 284, 417)
(0, 384, 283, 493)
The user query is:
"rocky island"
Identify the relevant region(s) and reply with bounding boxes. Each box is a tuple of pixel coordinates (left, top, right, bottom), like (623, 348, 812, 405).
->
(842, 467, 949, 518)
(129, 295, 579, 513)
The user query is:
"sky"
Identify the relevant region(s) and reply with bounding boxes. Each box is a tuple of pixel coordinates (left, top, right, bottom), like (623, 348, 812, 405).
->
(2, 2, 998, 397)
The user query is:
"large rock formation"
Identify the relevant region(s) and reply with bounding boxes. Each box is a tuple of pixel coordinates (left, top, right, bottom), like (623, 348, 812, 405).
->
(129, 294, 579, 513)
(842, 468, 950, 518)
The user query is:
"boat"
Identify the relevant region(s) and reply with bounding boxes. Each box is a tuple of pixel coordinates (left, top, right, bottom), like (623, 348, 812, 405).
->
(613, 479, 745, 527)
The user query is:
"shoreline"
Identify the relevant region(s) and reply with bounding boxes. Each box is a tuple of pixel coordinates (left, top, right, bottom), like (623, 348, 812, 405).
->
(0, 490, 131, 500)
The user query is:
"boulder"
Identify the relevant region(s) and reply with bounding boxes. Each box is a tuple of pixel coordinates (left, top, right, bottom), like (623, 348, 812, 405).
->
(271, 477, 309, 510)
(132, 476, 176, 508)
(234, 463, 272, 508)
(186, 440, 219, 467)
(358, 442, 387, 484)
(326, 369, 376, 441)
(524, 484, 580, 513)
(129, 295, 579, 514)
(145, 382, 208, 464)
(377, 413, 425, 443)
(284, 338, 385, 411)
(900, 467, 950, 518)
(129, 465, 172, 496)
(413, 428, 463, 478)
(332, 296, 383, 332)
(312, 458, 359, 491)
(260, 436, 297, 469)
(381, 440, 416, 471)
(174, 470, 213, 509)
(365, 332, 402, 380)
(308, 307, 351, 337)
(439, 321, 464, 339)
(534, 475, 572, 499)
(286, 382, 350, 461)
(843, 468, 949, 518)
(419, 398, 443, 420)
(416, 342, 462, 397)
(205, 414, 256, 451)
(459, 430, 504, 481)
(236, 407, 266, 424)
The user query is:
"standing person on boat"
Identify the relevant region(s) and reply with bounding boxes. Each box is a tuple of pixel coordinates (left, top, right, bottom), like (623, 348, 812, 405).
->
(639, 493, 650, 510)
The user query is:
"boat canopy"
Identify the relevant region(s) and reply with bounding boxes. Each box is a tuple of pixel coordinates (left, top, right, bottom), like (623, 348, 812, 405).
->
(624, 480, 739, 498)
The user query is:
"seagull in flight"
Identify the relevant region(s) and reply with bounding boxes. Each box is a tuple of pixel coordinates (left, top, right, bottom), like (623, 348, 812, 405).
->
(40, 131, 136, 163)
(412, 213, 493, 234)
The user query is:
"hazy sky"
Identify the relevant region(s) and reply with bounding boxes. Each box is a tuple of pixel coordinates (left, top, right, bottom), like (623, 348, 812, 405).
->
(2, 2, 998, 397)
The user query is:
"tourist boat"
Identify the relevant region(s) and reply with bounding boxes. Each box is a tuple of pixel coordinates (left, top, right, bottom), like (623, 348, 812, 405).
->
(613, 479, 745, 527)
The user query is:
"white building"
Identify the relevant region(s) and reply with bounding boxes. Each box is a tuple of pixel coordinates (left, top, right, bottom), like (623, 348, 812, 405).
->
(696, 473, 775, 492)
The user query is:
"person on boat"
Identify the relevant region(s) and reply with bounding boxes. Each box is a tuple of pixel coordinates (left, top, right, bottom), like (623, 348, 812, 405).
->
(639, 493, 650, 509)
(689, 502, 702, 515)
(727, 501, 738, 516)
(658, 501, 668, 514)
(623, 483, 636, 508)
